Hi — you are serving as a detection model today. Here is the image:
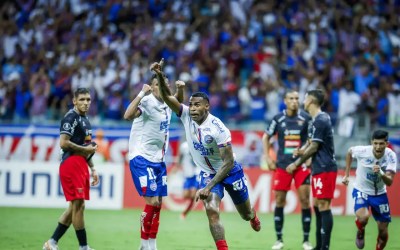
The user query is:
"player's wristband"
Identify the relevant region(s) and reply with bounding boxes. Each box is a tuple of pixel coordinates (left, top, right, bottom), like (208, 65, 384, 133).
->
(378, 169, 385, 176)
(138, 91, 145, 98)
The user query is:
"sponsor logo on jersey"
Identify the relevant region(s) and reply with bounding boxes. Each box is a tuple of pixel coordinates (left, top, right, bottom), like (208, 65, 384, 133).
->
(284, 140, 300, 147)
(63, 123, 71, 130)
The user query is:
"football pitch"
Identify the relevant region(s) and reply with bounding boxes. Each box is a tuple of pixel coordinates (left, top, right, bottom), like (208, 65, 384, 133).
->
(0, 207, 399, 250)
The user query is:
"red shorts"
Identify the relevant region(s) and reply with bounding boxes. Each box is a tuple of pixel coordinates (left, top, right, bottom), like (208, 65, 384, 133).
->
(60, 155, 90, 201)
(272, 166, 311, 191)
(311, 172, 337, 199)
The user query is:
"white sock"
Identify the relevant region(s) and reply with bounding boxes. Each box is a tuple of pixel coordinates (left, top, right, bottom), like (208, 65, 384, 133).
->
(149, 238, 157, 250)
(141, 239, 149, 247)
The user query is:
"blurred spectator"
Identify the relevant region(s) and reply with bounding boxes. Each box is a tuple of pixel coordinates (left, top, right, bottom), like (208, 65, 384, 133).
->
(93, 129, 110, 162)
(0, 0, 399, 129)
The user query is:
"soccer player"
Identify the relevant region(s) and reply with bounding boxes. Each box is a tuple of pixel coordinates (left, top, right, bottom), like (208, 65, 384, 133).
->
(43, 88, 99, 250)
(286, 89, 337, 250)
(342, 130, 397, 250)
(262, 90, 313, 250)
(123, 65, 184, 250)
(152, 60, 261, 250)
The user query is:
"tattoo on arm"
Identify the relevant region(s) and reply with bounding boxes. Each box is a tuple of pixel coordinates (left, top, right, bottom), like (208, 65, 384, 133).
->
(294, 141, 319, 166)
(207, 145, 234, 189)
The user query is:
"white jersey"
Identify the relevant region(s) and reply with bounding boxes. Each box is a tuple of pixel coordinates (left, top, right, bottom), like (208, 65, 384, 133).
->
(179, 105, 231, 174)
(128, 94, 171, 163)
(179, 141, 198, 178)
(351, 145, 397, 195)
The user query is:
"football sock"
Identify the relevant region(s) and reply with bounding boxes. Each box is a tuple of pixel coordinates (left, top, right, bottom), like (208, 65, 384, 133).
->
(302, 208, 311, 242)
(149, 205, 161, 238)
(320, 210, 333, 250)
(149, 238, 157, 250)
(355, 218, 365, 231)
(51, 222, 69, 242)
(274, 207, 284, 241)
(75, 228, 87, 247)
(314, 206, 321, 249)
(216, 239, 228, 250)
(182, 198, 194, 216)
(141, 204, 156, 240)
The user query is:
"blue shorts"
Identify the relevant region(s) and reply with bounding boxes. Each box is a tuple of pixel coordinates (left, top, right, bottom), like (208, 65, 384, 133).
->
(183, 175, 199, 190)
(198, 163, 249, 205)
(129, 156, 167, 197)
(352, 188, 391, 222)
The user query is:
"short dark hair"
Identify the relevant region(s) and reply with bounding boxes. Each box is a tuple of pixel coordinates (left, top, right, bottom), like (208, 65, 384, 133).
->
(284, 89, 298, 98)
(372, 130, 389, 141)
(191, 92, 210, 104)
(74, 88, 90, 98)
(307, 89, 325, 106)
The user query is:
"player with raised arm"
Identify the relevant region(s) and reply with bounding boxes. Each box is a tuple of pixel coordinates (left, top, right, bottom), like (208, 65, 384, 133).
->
(123, 61, 184, 250)
(286, 89, 337, 250)
(151, 60, 261, 250)
(342, 130, 397, 250)
(262, 90, 313, 250)
(43, 88, 99, 250)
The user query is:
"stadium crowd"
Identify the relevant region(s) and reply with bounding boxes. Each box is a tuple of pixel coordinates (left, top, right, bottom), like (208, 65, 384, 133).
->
(1, 0, 400, 127)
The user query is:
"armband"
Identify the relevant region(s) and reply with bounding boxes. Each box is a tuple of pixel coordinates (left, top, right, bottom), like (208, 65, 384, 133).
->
(138, 91, 145, 99)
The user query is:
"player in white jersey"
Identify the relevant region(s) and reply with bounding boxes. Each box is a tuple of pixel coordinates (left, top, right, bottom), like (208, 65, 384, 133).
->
(123, 67, 184, 250)
(342, 130, 397, 250)
(151, 60, 261, 250)
(177, 140, 200, 219)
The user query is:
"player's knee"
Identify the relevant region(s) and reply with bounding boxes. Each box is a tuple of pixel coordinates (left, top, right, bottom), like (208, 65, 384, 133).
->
(299, 196, 310, 208)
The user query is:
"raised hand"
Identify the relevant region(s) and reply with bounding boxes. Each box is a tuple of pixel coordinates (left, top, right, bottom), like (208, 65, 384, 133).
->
(150, 58, 164, 74)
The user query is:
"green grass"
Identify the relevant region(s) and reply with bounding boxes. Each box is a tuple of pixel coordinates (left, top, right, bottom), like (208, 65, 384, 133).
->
(0, 207, 399, 250)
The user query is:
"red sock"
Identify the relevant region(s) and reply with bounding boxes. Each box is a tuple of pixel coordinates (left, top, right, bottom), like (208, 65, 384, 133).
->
(376, 234, 388, 250)
(149, 206, 161, 239)
(355, 218, 365, 231)
(182, 198, 194, 216)
(216, 240, 228, 250)
(140, 205, 156, 240)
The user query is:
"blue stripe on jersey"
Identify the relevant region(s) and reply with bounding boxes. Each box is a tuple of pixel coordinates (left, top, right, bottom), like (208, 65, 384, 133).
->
(218, 142, 232, 148)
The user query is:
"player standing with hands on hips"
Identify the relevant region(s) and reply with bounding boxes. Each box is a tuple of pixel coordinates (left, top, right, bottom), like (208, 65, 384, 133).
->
(124, 59, 184, 250)
(286, 89, 337, 250)
(43, 88, 99, 250)
(152, 59, 261, 250)
(342, 130, 397, 250)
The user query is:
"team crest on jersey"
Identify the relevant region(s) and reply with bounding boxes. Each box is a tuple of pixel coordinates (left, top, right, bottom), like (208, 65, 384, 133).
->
(63, 123, 71, 130)
(150, 181, 157, 191)
(298, 120, 304, 126)
(204, 177, 211, 185)
(204, 135, 214, 144)
(281, 122, 286, 128)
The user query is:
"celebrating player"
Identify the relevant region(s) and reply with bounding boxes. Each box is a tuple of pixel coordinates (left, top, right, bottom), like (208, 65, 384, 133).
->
(342, 130, 397, 250)
(152, 59, 261, 250)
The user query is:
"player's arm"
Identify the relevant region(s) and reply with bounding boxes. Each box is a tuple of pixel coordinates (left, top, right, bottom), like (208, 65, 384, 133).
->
(59, 134, 96, 157)
(262, 133, 276, 170)
(288, 141, 319, 172)
(123, 84, 152, 121)
(87, 158, 99, 186)
(174, 80, 185, 103)
(206, 145, 235, 190)
(378, 170, 395, 186)
(151, 60, 181, 114)
(342, 147, 353, 186)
